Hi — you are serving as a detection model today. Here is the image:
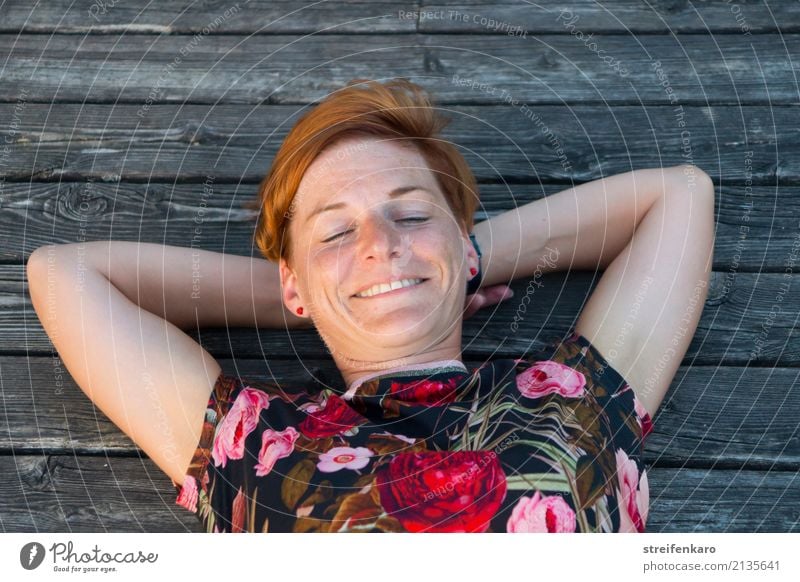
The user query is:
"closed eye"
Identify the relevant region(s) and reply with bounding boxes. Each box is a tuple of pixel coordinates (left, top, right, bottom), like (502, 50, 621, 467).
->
(322, 229, 354, 243)
(322, 217, 429, 243)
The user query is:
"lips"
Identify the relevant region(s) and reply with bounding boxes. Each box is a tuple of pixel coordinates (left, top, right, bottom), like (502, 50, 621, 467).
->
(352, 278, 428, 298)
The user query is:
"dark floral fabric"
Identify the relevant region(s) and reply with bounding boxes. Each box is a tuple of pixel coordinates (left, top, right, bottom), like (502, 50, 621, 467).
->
(173, 330, 654, 533)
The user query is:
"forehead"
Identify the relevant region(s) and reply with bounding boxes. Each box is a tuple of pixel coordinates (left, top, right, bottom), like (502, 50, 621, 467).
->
(297, 137, 437, 199)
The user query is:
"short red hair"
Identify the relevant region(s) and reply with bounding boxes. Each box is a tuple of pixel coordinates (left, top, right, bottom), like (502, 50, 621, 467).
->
(249, 78, 479, 262)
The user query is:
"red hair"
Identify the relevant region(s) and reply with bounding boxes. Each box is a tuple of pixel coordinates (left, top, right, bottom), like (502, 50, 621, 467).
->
(248, 78, 479, 262)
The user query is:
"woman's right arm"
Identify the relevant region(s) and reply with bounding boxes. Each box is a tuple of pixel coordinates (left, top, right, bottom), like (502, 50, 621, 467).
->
(25, 241, 297, 487)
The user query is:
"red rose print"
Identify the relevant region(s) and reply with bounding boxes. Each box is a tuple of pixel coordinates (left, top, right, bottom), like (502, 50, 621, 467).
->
(375, 451, 507, 532)
(298, 393, 367, 438)
(389, 377, 461, 405)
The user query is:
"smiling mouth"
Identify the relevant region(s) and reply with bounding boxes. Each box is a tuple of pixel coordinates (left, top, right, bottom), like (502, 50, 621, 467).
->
(352, 278, 428, 299)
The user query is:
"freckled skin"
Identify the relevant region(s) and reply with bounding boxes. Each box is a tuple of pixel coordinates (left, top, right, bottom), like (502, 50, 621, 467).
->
(279, 137, 480, 388)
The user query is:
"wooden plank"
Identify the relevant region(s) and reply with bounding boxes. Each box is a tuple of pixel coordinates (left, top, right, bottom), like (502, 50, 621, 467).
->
(0, 33, 796, 104)
(0, 0, 420, 34)
(4, 357, 799, 468)
(0, 180, 793, 271)
(645, 468, 800, 532)
(2, 0, 795, 35)
(422, 0, 800, 34)
(6, 267, 800, 364)
(3, 455, 796, 531)
(0, 104, 790, 184)
(6, 455, 202, 532)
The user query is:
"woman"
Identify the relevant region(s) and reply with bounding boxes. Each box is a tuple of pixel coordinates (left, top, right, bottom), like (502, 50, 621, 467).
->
(27, 79, 714, 533)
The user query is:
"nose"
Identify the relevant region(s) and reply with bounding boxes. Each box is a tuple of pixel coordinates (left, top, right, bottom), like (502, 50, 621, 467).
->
(358, 214, 403, 261)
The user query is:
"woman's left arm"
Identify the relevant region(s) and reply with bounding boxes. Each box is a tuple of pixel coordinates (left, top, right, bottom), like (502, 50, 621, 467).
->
(474, 164, 716, 418)
(472, 166, 689, 286)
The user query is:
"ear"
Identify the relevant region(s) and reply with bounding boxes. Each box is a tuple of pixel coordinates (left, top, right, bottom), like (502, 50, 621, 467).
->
(462, 230, 481, 278)
(279, 257, 307, 317)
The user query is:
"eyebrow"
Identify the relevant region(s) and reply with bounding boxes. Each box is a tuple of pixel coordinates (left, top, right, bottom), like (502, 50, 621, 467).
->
(303, 186, 432, 225)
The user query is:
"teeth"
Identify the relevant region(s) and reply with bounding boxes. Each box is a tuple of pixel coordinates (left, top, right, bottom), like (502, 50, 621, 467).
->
(355, 278, 424, 298)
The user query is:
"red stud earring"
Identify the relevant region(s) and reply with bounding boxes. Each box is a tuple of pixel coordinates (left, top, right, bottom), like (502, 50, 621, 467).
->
(469, 267, 478, 277)
(296, 307, 304, 315)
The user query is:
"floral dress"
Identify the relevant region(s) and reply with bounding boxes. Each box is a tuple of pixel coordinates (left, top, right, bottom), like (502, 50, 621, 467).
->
(173, 329, 654, 533)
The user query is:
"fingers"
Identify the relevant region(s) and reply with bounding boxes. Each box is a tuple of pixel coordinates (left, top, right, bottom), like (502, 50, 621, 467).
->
(463, 285, 514, 319)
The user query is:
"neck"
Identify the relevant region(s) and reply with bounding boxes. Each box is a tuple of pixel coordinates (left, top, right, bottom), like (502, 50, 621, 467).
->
(334, 333, 464, 394)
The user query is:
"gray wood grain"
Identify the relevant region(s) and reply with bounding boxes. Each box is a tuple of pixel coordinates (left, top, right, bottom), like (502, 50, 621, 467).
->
(7, 266, 800, 364)
(422, 1, 800, 34)
(1, 34, 796, 104)
(3, 357, 798, 468)
(2, 0, 796, 35)
(3, 455, 796, 531)
(0, 0, 796, 538)
(0, 103, 789, 183)
(1, 179, 794, 271)
(0, 0, 419, 34)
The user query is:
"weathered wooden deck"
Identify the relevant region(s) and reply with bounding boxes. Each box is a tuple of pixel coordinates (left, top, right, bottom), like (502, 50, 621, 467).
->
(2, 0, 799, 532)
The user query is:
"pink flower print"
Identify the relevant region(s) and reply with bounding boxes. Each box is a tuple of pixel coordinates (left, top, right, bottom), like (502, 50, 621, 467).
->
(615, 448, 649, 532)
(633, 396, 654, 440)
(254, 426, 299, 477)
(212, 387, 272, 468)
(516, 360, 587, 399)
(176, 475, 199, 513)
(506, 491, 577, 532)
(317, 446, 374, 473)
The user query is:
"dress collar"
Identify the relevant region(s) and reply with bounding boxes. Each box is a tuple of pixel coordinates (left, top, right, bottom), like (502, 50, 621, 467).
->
(343, 359, 468, 400)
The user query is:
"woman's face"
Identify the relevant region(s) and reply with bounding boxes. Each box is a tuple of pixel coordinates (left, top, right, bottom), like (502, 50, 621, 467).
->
(280, 136, 478, 362)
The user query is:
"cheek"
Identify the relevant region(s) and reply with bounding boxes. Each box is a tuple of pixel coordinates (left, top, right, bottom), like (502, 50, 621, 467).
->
(310, 248, 352, 295)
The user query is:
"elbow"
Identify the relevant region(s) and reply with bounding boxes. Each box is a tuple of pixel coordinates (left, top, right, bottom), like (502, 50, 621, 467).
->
(671, 164, 714, 194)
(26, 244, 80, 288)
(26, 245, 56, 282)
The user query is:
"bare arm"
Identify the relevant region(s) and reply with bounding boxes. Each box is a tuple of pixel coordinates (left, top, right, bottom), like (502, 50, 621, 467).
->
(57, 241, 310, 331)
(472, 165, 715, 417)
(472, 166, 685, 285)
(26, 243, 225, 486)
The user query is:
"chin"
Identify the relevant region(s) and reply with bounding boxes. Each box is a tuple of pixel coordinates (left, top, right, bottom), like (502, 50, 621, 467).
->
(358, 308, 439, 339)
